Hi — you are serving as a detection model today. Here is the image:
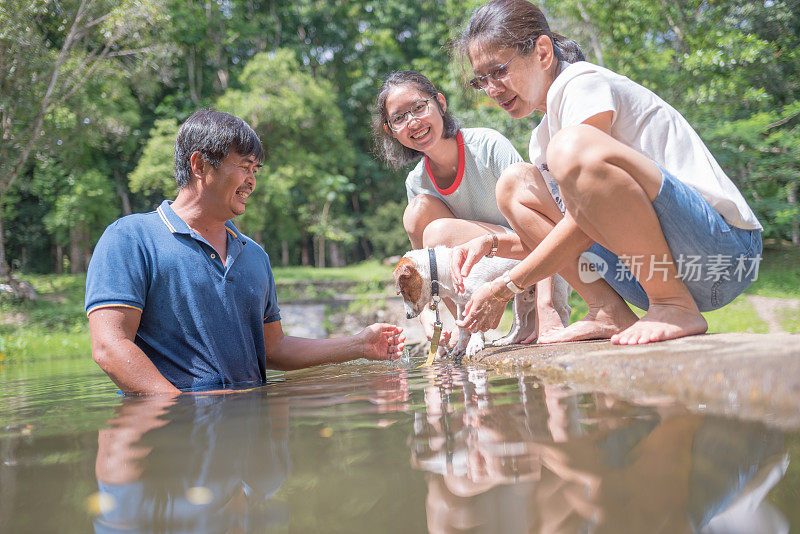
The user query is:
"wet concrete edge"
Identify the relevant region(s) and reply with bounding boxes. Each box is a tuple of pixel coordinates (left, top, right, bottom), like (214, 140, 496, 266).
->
(465, 333, 800, 430)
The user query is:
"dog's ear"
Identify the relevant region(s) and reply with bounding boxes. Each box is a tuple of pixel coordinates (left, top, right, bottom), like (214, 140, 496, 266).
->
(393, 257, 415, 280)
(393, 258, 412, 293)
(393, 257, 423, 302)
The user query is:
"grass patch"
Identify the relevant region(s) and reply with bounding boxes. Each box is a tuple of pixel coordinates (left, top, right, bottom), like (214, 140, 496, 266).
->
(703, 295, 768, 333)
(1, 274, 91, 363)
(780, 306, 800, 334)
(746, 244, 800, 299)
(276, 279, 389, 301)
(272, 260, 393, 284)
(274, 260, 395, 300)
(569, 292, 589, 324)
(0, 327, 91, 362)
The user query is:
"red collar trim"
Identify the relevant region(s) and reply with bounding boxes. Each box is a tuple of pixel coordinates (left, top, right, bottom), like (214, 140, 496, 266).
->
(424, 130, 465, 196)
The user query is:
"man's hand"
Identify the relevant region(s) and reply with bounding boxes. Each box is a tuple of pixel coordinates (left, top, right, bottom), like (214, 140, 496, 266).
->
(450, 235, 492, 294)
(456, 282, 507, 333)
(359, 323, 406, 361)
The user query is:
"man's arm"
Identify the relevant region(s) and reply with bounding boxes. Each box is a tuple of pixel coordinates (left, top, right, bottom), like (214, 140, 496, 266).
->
(88, 307, 181, 395)
(263, 321, 405, 371)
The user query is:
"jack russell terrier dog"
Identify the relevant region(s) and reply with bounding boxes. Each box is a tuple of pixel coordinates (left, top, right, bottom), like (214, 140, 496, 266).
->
(393, 246, 571, 359)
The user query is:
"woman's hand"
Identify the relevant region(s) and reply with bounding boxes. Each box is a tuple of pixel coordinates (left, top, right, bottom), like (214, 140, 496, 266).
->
(456, 281, 509, 333)
(450, 235, 493, 294)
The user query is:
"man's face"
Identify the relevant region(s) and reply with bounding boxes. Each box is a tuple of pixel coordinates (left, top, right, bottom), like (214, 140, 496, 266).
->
(203, 152, 261, 219)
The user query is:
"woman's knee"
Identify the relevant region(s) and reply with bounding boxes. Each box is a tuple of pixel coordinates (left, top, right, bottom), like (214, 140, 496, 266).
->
(546, 125, 605, 187)
(495, 162, 532, 209)
(421, 217, 457, 248)
(496, 162, 558, 220)
(404, 194, 454, 246)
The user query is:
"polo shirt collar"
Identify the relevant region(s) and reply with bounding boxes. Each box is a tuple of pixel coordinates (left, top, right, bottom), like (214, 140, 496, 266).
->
(156, 200, 192, 235)
(156, 200, 246, 245)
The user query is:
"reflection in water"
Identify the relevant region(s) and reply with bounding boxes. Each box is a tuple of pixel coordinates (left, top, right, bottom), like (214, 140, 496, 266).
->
(93, 392, 289, 533)
(2, 360, 795, 533)
(410, 368, 789, 534)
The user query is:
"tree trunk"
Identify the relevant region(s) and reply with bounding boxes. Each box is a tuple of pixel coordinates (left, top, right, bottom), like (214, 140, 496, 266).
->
(270, 0, 281, 51)
(54, 243, 64, 274)
(70, 228, 82, 274)
(187, 48, 201, 105)
(115, 168, 132, 215)
(328, 242, 345, 267)
(0, 197, 10, 285)
(315, 235, 326, 268)
(69, 224, 91, 273)
(301, 235, 310, 266)
(789, 180, 799, 246)
(359, 237, 372, 261)
(576, 2, 605, 66)
(281, 239, 289, 266)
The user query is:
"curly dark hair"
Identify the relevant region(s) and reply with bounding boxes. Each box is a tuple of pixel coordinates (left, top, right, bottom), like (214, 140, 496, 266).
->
(371, 71, 460, 170)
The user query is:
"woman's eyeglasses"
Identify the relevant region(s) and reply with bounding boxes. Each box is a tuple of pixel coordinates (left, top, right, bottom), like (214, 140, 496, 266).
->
(386, 97, 435, 131)
(468, 51, 520, 90)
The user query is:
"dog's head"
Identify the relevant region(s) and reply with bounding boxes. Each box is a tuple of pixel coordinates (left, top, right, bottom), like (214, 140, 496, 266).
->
(393, 255, 431, 319)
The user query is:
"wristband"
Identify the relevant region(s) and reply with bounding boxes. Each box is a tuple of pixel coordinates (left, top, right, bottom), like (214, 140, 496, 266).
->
(485, 233, 499, 258)
(489, 281, 511, 303)
(503, 270, 525, 294)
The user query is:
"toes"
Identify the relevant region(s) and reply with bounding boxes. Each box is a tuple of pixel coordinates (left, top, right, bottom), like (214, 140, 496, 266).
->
(520, 332, 537, 344)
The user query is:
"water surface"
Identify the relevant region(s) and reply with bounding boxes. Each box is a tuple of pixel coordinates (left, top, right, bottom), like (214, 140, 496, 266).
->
(1, 355, 797, 533)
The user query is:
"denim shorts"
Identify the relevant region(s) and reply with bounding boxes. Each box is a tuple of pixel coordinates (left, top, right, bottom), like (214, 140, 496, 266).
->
(585, 167, 762, 312)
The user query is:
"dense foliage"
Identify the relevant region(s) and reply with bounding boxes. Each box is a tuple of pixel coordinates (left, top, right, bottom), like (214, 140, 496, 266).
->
(1, 0, 798, 279)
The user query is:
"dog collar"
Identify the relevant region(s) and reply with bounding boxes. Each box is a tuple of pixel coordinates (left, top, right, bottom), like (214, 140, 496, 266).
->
(428, 248, 439, 297)
(421, 247, 443, 367)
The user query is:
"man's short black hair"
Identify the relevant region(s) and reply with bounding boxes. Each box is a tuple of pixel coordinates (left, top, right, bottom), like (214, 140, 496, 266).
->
(174, 109, 265, 189)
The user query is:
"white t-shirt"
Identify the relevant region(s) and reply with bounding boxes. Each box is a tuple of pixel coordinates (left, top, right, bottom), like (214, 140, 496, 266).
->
(529, 61, 762, 230)
(406, 128, 523, 227)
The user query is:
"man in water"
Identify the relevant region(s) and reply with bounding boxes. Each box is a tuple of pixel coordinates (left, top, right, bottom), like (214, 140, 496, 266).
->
(85, 109, 404, 395)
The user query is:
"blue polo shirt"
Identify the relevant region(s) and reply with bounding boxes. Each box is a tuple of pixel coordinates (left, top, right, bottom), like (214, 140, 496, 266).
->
(85, 200, 281, 391)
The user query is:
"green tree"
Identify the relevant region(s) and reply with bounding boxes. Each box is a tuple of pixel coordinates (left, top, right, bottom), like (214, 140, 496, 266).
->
(128, 119, 180, 199)
(0, 0, 168, 293)
(216, 49, 358, 266)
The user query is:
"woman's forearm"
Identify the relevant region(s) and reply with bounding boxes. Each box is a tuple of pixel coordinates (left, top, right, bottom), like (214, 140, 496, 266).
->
(508, 215, 593, 288)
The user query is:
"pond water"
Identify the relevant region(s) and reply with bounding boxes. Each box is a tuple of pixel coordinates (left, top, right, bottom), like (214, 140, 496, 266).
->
(1, 354, 798, 533)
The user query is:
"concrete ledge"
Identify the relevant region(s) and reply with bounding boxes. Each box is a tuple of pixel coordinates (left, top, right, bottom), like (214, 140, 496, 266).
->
(467, 333, 800, 429)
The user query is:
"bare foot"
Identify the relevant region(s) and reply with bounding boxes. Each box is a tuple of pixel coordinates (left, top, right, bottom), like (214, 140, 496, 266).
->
(522, 304, 569, 344)
(538, 301, 638, 344)
(611, 298, 707, 345)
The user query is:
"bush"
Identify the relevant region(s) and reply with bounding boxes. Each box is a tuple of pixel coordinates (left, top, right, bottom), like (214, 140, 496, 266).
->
(362, 200, 410, 259)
